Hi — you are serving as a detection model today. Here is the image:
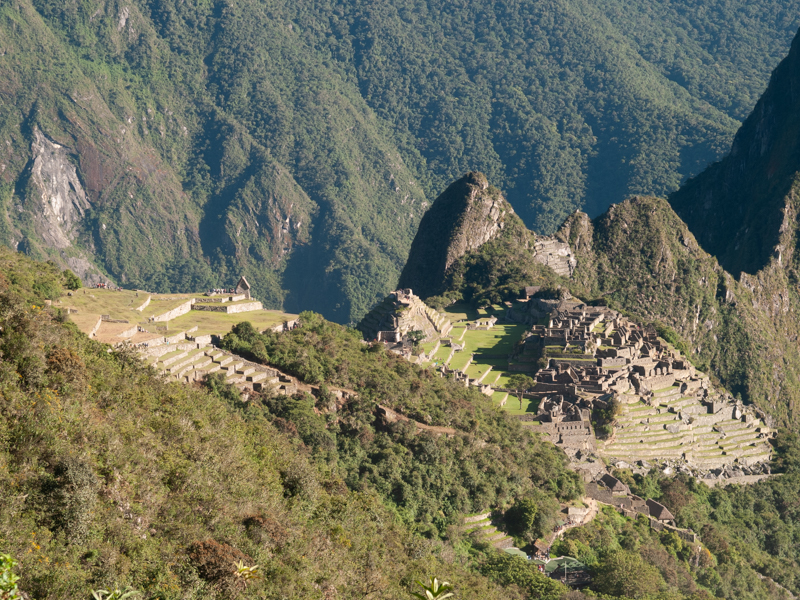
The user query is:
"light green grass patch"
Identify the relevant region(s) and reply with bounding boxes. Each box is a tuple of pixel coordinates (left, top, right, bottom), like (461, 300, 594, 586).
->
(502, 395, 539, 415)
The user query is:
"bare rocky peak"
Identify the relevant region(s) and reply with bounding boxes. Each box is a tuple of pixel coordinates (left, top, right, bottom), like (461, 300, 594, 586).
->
(441, 172, 511, 272)
(398, 172, 513, 298)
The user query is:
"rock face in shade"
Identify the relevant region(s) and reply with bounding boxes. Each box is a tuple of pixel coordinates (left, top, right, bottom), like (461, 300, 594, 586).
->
(397, 172, 513, 299)
(670, 28, 800, 277)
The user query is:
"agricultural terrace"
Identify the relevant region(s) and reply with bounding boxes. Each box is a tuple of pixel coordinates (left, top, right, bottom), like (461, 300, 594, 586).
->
(60, 288, 296, 339)
(419, 303, 533, 415)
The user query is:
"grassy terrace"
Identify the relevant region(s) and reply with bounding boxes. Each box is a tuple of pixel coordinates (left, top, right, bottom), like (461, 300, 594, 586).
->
(61, 289, 296, 339)
(416, 303, 534, 416)
(491, 391, 509, 406)
(502, 395, 540, 416)
(62, 288, 151, 319)
(165, 310, 292, 337)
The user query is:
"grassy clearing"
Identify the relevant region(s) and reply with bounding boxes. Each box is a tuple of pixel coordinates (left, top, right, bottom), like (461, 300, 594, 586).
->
(166, 309, 294, 336)
(502, 395, 539, 415)
(63, 289, 295, 338)
(492, 391, 509, 406)
(448, 350, 473, 371)
(443, 303, 479, 322)
(61, 288, 145, 318)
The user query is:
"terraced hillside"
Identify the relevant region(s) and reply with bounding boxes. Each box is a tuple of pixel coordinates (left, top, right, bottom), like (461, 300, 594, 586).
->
(603, 390, 773, 470)
(61, 287, 296, 346)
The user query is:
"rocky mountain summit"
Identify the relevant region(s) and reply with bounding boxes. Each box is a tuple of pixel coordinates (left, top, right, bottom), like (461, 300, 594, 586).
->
(398, 172, 576, 299)
(397, 173, 513, 299)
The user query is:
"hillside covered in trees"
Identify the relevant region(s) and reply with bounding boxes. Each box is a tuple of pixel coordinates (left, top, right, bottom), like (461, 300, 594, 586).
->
(1, 0, 799, 322)
(4, 247, 800, 599)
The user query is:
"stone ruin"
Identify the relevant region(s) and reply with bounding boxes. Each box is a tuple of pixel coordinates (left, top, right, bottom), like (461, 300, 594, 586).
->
(357, 289, 453, 353)
(524, 298, 774, 477)
(532, 237, 577, 278)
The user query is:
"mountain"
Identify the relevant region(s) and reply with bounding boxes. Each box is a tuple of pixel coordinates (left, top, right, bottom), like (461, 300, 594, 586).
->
(670, 26, 800, 278)
(0, 246, 578, 600)
(1, 0, 799, 323)
(397, 172, 517, 299)
(6, 249, 800, 599)
(414, 181, 800, 429)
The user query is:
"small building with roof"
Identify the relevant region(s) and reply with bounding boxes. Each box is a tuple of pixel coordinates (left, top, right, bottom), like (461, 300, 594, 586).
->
(236, 276, 251, 299)
(646, 499, 675, 525)
(599, 473, 630, 495)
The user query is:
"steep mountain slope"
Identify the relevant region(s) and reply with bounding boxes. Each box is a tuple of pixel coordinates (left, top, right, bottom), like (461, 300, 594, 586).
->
(404, 175, 800, 429)
(315, 0, 800, 231)
(670, 27, 800, 277)
(0, 247, 565, 600)
(0, 0, 425, 323)
(1, 0, 799, 322)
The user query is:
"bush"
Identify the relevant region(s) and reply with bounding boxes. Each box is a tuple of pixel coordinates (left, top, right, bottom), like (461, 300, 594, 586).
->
(62, 269, 81, 291)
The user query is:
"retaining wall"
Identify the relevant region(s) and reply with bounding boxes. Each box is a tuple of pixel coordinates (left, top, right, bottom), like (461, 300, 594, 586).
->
(192, 301, 264, 314)
(151, 299, 195, 322)
(134, 295, 152, 312)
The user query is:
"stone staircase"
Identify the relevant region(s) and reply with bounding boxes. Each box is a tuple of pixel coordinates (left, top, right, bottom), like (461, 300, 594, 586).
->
(140, 334, 295, 395)
(357, 292, 452, 342)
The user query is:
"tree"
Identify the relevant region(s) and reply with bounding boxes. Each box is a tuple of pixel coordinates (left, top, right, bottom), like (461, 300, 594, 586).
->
(62, 269, 82, 290)
(506, 374, 535, 410)
(0, 554, 21, 600)
(592, 550, 664, 598)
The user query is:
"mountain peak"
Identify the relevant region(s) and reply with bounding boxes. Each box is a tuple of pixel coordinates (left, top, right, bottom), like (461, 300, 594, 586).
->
(397, 172, 515, 299)
(670, 28, 800, 276)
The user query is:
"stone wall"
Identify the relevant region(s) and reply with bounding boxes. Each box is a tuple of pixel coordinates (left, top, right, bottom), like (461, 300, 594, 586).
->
(192, 301, 264, 314)
(151, 299, 195, 322)
(134, 295, 151, 312)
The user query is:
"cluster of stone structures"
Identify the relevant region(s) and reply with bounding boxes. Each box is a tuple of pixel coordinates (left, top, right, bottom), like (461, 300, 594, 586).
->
(585, 474, 698, 543)
(532, 238, 577, 278)
(523, 297, 774, 476)
(357, 289, 452, 356)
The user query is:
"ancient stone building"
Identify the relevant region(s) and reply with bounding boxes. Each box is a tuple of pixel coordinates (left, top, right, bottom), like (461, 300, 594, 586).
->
(236, 276, 251, 299)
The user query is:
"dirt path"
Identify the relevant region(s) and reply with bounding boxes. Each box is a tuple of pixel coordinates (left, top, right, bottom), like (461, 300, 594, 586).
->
(377, 404, 459, 436)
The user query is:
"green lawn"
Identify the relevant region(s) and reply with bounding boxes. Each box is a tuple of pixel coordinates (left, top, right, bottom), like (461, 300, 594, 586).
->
(448, 350, 473, 371)
(165, 309, 295, 337)
(62, 288, 149, 320)
(443, 303, 479, 322)
(419, 340, 438, 354)
(492, 391, 509, 406)
(494, 374, 515, 389)
(466, 357, 507, 378)
(502, 395, 539, 415)
(460, 322, 528, 355)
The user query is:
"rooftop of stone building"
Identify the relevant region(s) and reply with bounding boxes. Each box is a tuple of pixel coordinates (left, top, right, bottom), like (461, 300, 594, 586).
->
(646, 499, 675, 522)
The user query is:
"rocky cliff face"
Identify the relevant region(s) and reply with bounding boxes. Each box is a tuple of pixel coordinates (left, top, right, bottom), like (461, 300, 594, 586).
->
(17, 129, 103, 283)
(397, 172, 513, 298)
(670, 29, 800, 277)
(29, 128, 90, 250)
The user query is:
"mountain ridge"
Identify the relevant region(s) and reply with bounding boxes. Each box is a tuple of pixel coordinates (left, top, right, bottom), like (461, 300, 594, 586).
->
(3, 0, 800, 322)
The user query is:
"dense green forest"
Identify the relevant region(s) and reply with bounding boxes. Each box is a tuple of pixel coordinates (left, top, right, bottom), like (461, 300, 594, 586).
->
(0, 0, 798, 321)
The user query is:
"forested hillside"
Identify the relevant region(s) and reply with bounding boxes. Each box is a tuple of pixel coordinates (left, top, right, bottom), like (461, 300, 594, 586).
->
(4, 248, 800, 599)
(1, 0, 798, 322)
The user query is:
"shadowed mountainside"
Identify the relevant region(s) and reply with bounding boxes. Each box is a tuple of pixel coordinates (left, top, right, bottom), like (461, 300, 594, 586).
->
(670, 28, 800, 277)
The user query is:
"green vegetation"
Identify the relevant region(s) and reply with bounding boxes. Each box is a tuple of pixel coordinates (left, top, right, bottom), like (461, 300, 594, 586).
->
(425, 190, 800, 428)
(220, 312, 583, 531)
(3, 0, 800, 323)
(552, 434, 800, 599)
(2, 246, 585, 599)
(60, 287, 295, 338)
